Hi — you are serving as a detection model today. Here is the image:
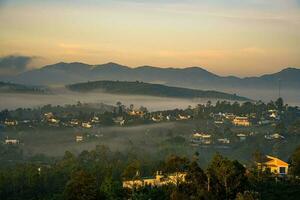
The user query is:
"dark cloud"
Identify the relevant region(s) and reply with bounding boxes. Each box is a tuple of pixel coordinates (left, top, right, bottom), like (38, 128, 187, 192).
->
(0, 55, 34, 76)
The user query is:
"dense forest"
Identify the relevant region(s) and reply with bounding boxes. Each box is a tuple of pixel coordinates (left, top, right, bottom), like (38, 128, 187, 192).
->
(1, 145, 300, 200)
(66, 80, 249, 101)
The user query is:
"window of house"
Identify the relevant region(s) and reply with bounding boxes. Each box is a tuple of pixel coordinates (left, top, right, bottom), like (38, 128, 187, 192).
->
(279, 167, 286, 174)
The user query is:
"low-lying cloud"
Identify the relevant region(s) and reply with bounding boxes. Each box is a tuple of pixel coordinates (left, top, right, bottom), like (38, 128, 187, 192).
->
(0, 55, 34, 76)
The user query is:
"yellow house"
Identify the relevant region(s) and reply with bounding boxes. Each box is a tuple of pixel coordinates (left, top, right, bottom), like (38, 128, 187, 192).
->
(123, 171, 187, 189)
(257, 155, 289, 175)
(233, 117, 250, 126)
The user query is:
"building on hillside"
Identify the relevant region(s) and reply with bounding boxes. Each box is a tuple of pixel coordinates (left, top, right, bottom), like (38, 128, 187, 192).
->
(233, 117, 251, 126)
(268, 110, 280, 120)
(191, 133, 212, 145)
(122, 171, 187, 189)
(257, 155, 289, 175)
(113, 116, 125, 125)
(236, 133, 247, 141)
(264, 133, 285, 140)
(75, 135, 83, 142)
(4, 120, 18, 126)
(151, 113, 163, 122)
(91, 116, 100, 123)
(44, 112, 54, 119)
(177, 114, 191, 120)
(224, 113, 236, 120)
(217, 138, 230, 144)
(214, 120, 224, 124)
(128, 110, 144, 117)
(5, 139, 19, 145)
(82, 122, 92, 128)
(70, 119, 79, 126)
(48, 118, 60, 123)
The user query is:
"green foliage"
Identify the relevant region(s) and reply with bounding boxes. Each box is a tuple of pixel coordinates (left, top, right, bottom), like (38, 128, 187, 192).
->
(63, 170, 97, 200)
(289, 146, 300, 177)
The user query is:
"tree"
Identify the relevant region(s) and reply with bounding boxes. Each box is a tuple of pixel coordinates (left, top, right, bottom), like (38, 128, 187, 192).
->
(184, 161, 208, 199)
(289, 146, 300, 177)
(64, 170, 97, 200)
(122, 160, 141, 180)
(163, 155, 189, 174)
(275, 98, 284, 112)
(207, 153, 248, 199)
(236, 191, 259, 200)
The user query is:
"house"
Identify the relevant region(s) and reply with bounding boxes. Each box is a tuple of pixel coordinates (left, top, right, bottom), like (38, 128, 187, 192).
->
(75, 135, 83, 142)
(214, 120, 224, 124)
(177, 114, 191, 120)
(82, 122, 92, 128)
(191, 133, 212, 145)
(44, 112, 54, 119)
(257, 155, 289, 175)
(91, 116, 100, 123)
(217, 138, 230, 144)
(70, 119, 79, 126)
(225, 113, 236, 120)
(113, 116, 125, 125)
(264, 133, 285, 140)
(268, 110, 280, 120)
(128, 110, 144, 117)
(236, 133, 247, 141)
(123, 171, 186, 189)
(151, 117, 161, 122)
(233, 117, 251, 126)
(5, 139, 19, 145)
(48, 118, 60, 123)
(4, 120, 18, 126)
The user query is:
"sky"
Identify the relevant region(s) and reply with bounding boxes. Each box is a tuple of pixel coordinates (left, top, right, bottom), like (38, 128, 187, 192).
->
(0, 0, 300, 76)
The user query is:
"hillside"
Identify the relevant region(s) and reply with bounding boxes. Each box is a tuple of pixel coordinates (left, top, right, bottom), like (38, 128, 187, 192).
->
(67, 80, 249, 101)
(0, 81, 46, 93)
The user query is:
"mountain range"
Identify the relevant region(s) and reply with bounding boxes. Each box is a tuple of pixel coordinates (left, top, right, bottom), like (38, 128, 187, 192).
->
(1, 62, 299, 91)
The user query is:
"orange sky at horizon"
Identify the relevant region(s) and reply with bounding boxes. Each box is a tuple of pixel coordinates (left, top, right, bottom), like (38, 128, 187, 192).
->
(0, 0, 299, 76)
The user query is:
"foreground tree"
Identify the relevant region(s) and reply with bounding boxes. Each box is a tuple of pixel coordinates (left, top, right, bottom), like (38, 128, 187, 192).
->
(207, 153, 248, 200)
(289, 146, 300, 177)
(64, 170, 97, 200)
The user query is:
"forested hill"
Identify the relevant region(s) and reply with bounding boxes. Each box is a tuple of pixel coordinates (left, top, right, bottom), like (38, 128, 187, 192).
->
(0, 81, 45, 93)
(67, 80, 250, 101)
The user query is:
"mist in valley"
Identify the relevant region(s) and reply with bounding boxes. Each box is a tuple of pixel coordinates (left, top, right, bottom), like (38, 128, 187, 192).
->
(0, 88, 221, 111)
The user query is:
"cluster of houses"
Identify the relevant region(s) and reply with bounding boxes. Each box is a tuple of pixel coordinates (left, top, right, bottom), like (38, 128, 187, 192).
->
(212, 113, 252, 126)
(190, 132, 232, 146)
(190, 130, 257, 146)
(123, 155, 289, 190)
(212, 109, 281, 127)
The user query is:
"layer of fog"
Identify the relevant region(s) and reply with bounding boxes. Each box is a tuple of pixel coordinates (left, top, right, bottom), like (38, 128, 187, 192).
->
(0, 88, 222, 111)
(0, 87, 299, 112)
(21, 122, 180, 157)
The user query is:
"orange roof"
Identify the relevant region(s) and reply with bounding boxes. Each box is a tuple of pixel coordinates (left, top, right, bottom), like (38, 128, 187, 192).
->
(264, 155, 289, 167)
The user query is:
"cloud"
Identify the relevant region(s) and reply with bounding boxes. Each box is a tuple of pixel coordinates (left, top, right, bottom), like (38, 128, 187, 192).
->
(0, 55, 34, 76)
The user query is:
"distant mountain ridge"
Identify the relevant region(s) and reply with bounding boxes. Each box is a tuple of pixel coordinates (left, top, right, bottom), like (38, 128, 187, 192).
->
(2, 62, 300, 90)
(67, 80, 249, 101)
